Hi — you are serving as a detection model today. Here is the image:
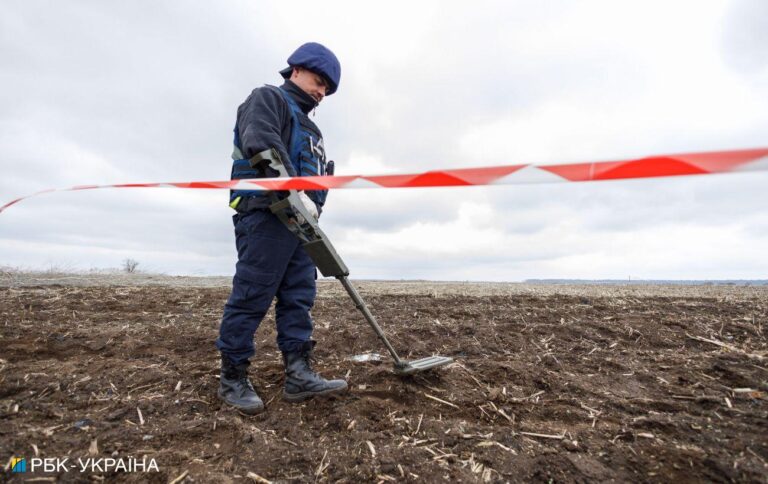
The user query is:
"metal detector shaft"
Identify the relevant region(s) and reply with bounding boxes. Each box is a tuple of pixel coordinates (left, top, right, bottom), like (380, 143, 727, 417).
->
(247, 148, 451, 374)
(337, 275, 405, 366)
(249, 149, 405, 362)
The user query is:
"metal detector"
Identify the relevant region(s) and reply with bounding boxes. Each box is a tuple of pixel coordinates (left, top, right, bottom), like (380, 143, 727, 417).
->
(248, 149, 453, 375)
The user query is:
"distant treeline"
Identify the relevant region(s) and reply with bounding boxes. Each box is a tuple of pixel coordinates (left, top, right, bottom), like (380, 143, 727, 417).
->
(524, 279, 768, 286)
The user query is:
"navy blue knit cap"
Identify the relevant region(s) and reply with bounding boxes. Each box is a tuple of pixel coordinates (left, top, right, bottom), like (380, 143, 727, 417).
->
(279, 42, 341, 95)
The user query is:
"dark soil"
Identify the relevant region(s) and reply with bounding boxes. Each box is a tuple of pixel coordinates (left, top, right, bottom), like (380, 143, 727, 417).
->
(1, 281, 766, 483)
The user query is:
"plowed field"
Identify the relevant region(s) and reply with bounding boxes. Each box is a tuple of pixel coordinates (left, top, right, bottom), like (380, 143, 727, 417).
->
(1, 275, 767, 482)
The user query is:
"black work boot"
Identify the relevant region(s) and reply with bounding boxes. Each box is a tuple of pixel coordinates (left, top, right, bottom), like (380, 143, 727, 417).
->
(218, 357, 264, 414)
(282, 344, 348, 403)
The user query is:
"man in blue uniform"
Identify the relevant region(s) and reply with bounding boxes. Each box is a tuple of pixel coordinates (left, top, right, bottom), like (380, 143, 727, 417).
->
(216, 43, 347, 414)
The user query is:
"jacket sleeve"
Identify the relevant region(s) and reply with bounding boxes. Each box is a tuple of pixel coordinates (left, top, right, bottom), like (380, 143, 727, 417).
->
(236, 86, 298, 177)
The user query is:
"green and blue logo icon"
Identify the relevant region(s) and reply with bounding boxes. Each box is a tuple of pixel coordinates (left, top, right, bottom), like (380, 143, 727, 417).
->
(11, 457, 27, 473)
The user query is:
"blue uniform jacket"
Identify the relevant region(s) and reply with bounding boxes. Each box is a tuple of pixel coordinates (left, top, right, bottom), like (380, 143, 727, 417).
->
(231, 80, 322, 210)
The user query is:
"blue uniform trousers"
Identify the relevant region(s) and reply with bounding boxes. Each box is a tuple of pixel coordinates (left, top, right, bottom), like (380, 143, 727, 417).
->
(216, 209, 316, 366)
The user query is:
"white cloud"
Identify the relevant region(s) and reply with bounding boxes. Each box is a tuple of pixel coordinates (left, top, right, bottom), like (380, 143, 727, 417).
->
(1, 0, 767, 280)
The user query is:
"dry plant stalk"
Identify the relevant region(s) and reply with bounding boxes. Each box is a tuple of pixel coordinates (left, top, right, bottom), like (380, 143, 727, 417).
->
(88, 438, 98, 457)
(686, 333, 765, 361)
(519, 431, 565, 440)
(168, 470, 189, 484)
(423, 393, 459, 409)
(314, 450, 329, 478)
(247, 471, 272, 483)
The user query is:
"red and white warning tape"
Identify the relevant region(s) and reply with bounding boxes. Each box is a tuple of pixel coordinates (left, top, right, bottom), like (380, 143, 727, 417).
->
(2, 147, 767, 214)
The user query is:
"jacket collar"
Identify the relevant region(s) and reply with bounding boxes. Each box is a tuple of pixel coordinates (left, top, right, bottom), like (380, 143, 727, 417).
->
(280, 80, 318, 114)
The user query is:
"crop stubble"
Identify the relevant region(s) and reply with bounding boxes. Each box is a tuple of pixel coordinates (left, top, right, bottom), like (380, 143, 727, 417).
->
(0, 276, 766, 482)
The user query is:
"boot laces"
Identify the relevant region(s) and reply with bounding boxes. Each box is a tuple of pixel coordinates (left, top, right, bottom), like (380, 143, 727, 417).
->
(238, 374, 255, 391)
(302, 351, 319, 376)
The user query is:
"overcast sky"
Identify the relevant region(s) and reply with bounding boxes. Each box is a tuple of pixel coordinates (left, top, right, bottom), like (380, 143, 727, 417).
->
(1, 0, 767, 281)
